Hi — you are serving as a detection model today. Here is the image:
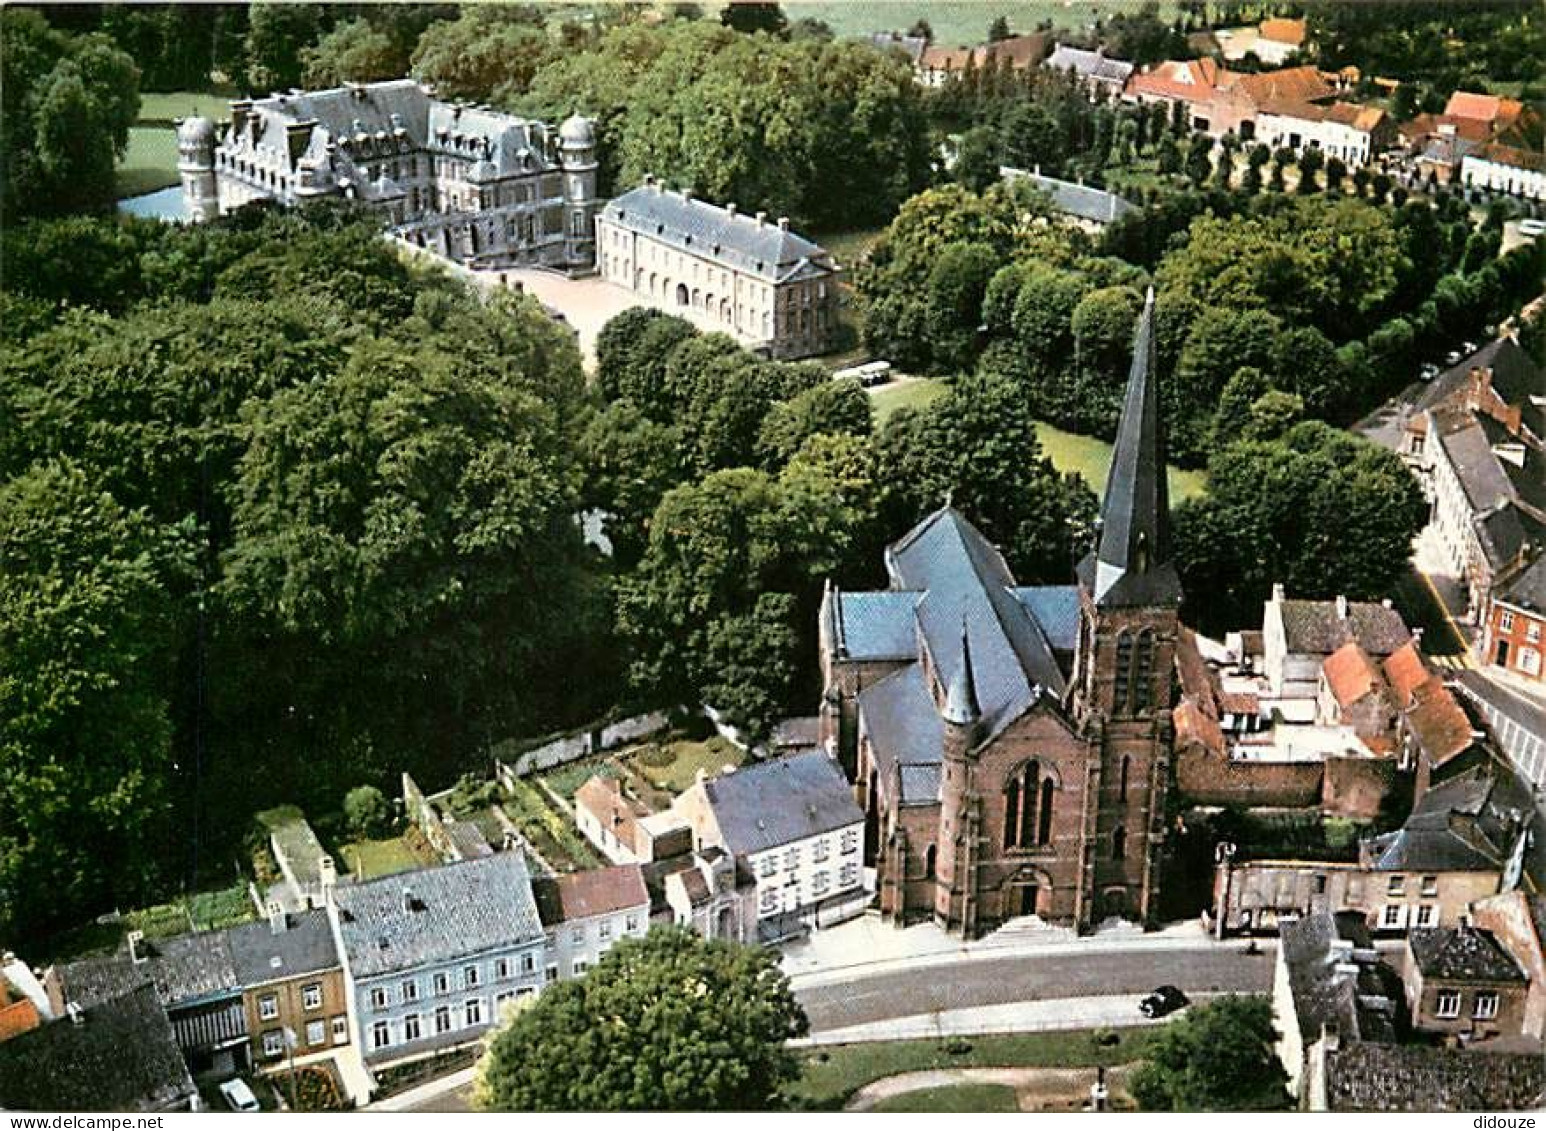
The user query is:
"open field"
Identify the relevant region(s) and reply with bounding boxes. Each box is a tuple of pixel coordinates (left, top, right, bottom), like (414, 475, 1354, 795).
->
(117, 90, 230, 199)
(872, 1082, 1021, 1112)
(781, 1, 1177, 45)
(791, 1027, 1153, 1109)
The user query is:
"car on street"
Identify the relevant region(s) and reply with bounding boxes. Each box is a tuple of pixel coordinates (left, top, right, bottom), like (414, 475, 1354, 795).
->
(1139, 985, 1190, 1018)
(1519, 218, 1546, 238)
(1445, 349, 1463, 365)
(1419, 363, 1440, 381)
(220, 1078, 261, 1113)
(1461, 340, 1478, 355)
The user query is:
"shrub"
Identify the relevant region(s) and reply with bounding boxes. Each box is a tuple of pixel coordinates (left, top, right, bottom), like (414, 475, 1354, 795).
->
(343, 785, 392, 839)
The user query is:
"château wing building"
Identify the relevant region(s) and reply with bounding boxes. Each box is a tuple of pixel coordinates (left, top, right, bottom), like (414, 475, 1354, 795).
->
(178, 79, 599, 271)
(818, 291, 1180, 934)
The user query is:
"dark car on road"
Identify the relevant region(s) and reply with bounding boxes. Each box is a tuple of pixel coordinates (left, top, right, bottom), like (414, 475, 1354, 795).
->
(1139, 985, 1189, 1018)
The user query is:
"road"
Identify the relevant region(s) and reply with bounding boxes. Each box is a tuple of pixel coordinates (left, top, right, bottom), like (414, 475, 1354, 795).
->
(796, 945, 1273, 1033)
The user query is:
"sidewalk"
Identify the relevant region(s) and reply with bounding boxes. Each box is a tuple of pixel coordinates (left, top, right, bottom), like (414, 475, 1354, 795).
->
(790, 991, 1223, 1047)
(364, 1066, 477, 1112)
(781, 913, 1229, 989)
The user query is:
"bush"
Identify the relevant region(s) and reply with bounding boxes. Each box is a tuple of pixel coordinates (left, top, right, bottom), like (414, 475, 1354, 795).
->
(447, 773, 502, 817)
(343, 785, 392, 839)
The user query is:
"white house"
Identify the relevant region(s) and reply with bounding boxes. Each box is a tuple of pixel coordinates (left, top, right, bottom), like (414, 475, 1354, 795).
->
(532, 864, 650, 981)
(1461, 144, 1546, 201)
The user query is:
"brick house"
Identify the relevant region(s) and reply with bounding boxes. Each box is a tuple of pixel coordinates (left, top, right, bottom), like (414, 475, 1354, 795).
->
(1403, 925, 1530, 1043)
(1482, 554, 1546, 685)
(229, 908, 350, 1067)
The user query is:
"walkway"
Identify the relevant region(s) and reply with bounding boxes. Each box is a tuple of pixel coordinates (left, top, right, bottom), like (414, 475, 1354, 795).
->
(365, 1066, 477, 1113)
(844, 1065, 1134, 1112)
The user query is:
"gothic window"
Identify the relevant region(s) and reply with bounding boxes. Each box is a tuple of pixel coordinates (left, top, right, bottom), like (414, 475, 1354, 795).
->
(924, 844, 937, 879)
(1004, 776, 1020, 848)
(1112, 826, 1127, 860)
(1132, 629, 1156, 714)
(1119, 755, 1131, 802)
(1037, 778, 1054, 845)
(1113, 630, 1133, 714)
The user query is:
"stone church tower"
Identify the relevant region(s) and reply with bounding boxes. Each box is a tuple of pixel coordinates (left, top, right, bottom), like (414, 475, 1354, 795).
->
(1070, 287, 1181, 925)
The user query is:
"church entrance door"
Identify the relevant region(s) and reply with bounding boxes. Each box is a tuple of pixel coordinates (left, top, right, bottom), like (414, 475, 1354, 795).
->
(1018, 884, 1040, 917)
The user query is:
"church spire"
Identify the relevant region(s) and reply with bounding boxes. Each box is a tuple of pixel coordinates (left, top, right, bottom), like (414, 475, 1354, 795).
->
(942, 618, 981, 727)
(1085, 288, 1181, 608)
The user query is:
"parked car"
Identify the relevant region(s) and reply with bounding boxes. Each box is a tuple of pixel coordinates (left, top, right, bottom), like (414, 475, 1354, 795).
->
(1445, 350, 1463, 365)
(1461, 340, 1478, 355)
(1419, 363, 1440, 381)
(220, 1078, 261, 1113)
(1518, 218, 1546, 238)
(1139, 985, 1190, 1018)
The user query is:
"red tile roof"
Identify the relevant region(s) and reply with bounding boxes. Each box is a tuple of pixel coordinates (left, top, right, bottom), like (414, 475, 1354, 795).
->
(1405, 681, 1475, 768)
(1229, 65, 1333, 107)
(1324, 641, 1387, 708)
(1127, 58, 1224, 104)
(536, 864, 649, 925)
(1174, 699, 1225, 755)
(1444, 91, 1524, 127)
(1259, 17, 1307, 46)
(1383, 642, 1431, 708)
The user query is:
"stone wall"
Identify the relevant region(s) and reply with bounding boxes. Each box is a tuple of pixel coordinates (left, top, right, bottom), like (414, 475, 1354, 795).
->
(496, 709, 675, 781)
(1175, 740, 1323, 808)
(401, 772, 454, 860)
(1321, 756, 1396, 819)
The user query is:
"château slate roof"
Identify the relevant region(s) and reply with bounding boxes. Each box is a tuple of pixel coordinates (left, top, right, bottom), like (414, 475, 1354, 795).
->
(1078, 288, 1182, 609)
(698, 751, 862, 856)
(1412, 337, 1541, 415)
(1000, 166, 1137, 225)
(0, 986, 197, 1113)
(602, 184, 834, 283)
(331, 852, 544, 979)
(1408, 926, 1526, 983)
(1322, 1044, 1546, 1112)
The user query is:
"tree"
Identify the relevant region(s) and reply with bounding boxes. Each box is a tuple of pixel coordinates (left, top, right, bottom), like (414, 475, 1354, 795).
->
(953, 125, 1001, 194)
(476, 927, 808, 1110)
(1185, 133, 1213, 187)
(757, 378, 872, 468)
(343, 785, 391, 839)
(1324, 155, 1347, 194)
(923, 241, 999, 373)
(908, 18, 933, 42)
(1130, 995, 1291, 1111)
(1156, 132, 1182, 176)
(410, 6, 552, 102)
(720, 2, 786, 37)
(596, 308, 699, 415)
(301, 18, 406, 87)
(245, 1, 322, 93)
(1295, 146, 1323, 194)
(988, 15, 1012, 41)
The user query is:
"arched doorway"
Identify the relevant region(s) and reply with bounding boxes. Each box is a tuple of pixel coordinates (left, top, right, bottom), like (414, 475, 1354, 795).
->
(1102, 887, 1128, 919)
(1003, 868, 1053, 919)
(675, 282, 689, 306)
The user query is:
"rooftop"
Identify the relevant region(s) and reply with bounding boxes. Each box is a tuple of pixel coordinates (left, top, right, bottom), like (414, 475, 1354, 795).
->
(1044, 43, 1134, 84)
(224, 909, 340, 987)
(1274, 595, 1411, 657)
(331, 852, 544, 979)
(1366, 759, 1533, 874)
(1000, 166, 1137, 225)
(1323, 1043, 1546, 1112)
(697, 750, 862, 856)
(1408, 925, 1526, 983)
(533, 864, 649, 927)
(55, 932, 239, 1012)
(1280, 910, 1398, 1045)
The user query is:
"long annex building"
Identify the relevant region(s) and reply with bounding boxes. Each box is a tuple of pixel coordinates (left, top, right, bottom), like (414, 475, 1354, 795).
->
(818, 290, 1181, 934)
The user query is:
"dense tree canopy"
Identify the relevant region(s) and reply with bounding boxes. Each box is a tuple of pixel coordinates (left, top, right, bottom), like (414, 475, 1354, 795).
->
(1131, 995, 1291, 1111)
(477, 926, 807, 1111)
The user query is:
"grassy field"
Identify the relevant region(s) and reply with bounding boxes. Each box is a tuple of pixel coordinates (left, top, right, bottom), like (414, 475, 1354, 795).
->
(340, 836, 433, 881)
(633, 737, 746, 794)
(870, 378, 1208, 502)
(791, 1028, 1153, 1109)
(117, 90, 223, 199)
(781, 1, 1177, 45)
(872, 1082, 1021, 1112)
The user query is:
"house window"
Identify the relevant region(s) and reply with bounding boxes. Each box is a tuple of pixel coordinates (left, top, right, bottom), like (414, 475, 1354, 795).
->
(759, 855, 776, 878)
(839, 863, 859, 888)
(1500, 610, 1515, 633)
(434, 972, 451, 996)
(1381, 904, 1404, 928)
(574, 960, 589, 976)
(784, 847, 800, 872)
(1387, 875, 1405, 897)
(464, 965, 480, 989)
(495, 958, 510, 981)
(760, 888, 779, 914)
(1416, 904, 1438, 927)
(570, 926, 585, 945)
(331, 1016, 348, 1045)
(841, 830, 859, 855)
(302, 983, 322, 1011)
(306, 1020, 326, 1047)
(371, 1021, 391, 1050)
(546, 965, 558, 983)
(1420, 876, 1438, 897)
(626, 913, 641, 933)
(813, 838, 830, 862)
(465, 999, 484, 1027)
(1475, 991, 1499, 1020)
(1528, 622, 1541, 644)
(812, 870, 831, 896)
(521, 952, 535, 973)
(1112, 826, 1127, 861)
(1435, 990, 1461, 1019)
(402, 979, 419, 1003)
(433, 1006, 452, 1034)
(259, 994, 279, 1021)
(263, 1030, 285, 1058)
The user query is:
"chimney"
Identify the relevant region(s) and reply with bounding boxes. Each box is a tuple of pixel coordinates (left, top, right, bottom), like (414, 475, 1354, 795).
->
(777, 216, 790, 231)
(682, 188, 694, 203)
(1335, 594, 1349, 619)
(755, 211, 767, 227)
(401, 886, 416, 914)
(266, 900, 287, 935)
(67, 1002, 84, 1027)
(127, 930, 146, 965)
(320, 855, 337, 894)
(726, 202, 737, 218)
(1272, 581, 1286, 603)
(695, 768, 708, 786)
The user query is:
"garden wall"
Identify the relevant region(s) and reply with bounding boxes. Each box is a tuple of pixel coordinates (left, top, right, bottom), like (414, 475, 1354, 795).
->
(496, 708, 676, 781)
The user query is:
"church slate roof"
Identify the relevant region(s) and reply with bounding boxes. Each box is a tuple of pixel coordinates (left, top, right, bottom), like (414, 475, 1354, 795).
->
(1322, 1044, 1546, 1112)
(0, 985, 197, 1113)
(858, 665, 946, 805)
(602, 185, 834, 283)
(699, 750, 863, 855)
(1012, 586, 1081, 657)
(332, 851, 544, 979)
(833, 589, 921, 660)
(1408, 925, 1526, 983)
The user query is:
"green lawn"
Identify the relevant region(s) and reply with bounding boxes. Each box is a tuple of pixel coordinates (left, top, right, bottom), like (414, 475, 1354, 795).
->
(632, 737, 745, 795)
(871, 1082, 1021, 1112)
(786, 2, 1178, 45)
(117, 90, 225, 199)
(870, 378, 1208, 502)
(340, 836, 431, 881)
(790, 1028, 1153, 1109)
(539, 756, 619, 802)
(137, 91, 226, 123)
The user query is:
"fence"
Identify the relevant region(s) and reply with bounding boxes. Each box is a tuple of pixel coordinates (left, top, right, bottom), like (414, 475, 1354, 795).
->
(495, 708, 676, 782)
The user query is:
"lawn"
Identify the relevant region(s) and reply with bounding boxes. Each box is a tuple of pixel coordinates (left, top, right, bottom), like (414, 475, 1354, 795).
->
(339, 836, 433, 881)
(124, 881, 256, 940)
(539, 756, 619, 802)
(117, 90, 225, 199)
(631, 737, 745, 795)
(790, 1028, 1154, 1109)
(786, 1, 1178, 45)
(871, 1082, 1021, 1112)
(870, 376, 947, 421)
(503, 775, 607, 871)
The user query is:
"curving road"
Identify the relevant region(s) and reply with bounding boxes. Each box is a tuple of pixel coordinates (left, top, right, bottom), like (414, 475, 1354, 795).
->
(796, 946, 1275, 1033)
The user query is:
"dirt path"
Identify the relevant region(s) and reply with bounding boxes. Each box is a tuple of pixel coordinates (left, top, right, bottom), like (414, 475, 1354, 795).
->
(845, 1064, 1135, 1112)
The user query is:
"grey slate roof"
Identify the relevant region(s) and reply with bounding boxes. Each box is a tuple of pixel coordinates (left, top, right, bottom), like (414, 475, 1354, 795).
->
(868, 32, 928, 64)
(1408, 925, 1526, 982)
(332, 851, 544, 979)
(602, 185, 834, 283)
(224, 909, 340, 987)
(1366, 760, 1534, 873)
(0, 985, 197, 1112)
(56, 931, 240, 1011)
(1323, 1044, 1546, 1112)
(1013, 586, 1081, 657)
(1279, 911, 1398, 1045)
(858, 665, 945, 805)
(700, 750, 862, 856)
(1044, 43, 1135, 84)
(1432, 410, 1546, 572)
(1277, 598, 1411, 656)
(1000, 166, 1137, 225)
(1078, 289, 1183, 609)
(1412, 336, 1544, 415)
(833, 589, 921, 660)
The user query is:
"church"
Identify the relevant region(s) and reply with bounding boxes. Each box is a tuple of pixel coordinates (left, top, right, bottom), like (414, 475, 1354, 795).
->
(817, 290, 1180, 934)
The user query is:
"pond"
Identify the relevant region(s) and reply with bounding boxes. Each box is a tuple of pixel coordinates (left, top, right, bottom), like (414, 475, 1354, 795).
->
(117, 185, 188, 223)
